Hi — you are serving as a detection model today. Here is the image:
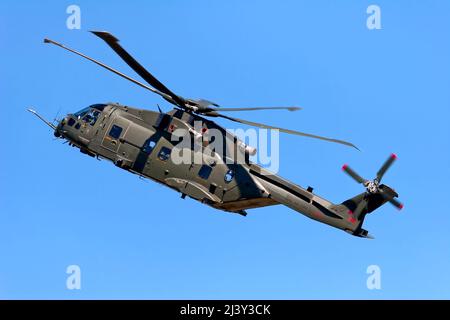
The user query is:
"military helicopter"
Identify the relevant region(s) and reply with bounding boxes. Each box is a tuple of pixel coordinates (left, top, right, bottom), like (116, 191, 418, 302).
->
(29, 31, 403, 238)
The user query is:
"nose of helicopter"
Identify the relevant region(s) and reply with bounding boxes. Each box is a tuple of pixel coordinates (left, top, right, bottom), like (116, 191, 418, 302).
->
(53, 116, 67, 138)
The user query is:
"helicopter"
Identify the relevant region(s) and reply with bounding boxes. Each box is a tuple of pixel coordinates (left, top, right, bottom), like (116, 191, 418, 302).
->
(29, 31, 403, 238)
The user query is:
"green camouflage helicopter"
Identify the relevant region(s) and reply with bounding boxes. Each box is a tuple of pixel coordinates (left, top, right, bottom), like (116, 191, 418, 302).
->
(29, 31, 402, 238)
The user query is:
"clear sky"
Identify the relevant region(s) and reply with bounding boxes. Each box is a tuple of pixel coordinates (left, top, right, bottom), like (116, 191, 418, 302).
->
(1, 0, 449, 299)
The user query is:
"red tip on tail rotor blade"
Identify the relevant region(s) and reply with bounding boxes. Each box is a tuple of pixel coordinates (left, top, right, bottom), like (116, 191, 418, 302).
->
(389, 197, 404, 210)
(342, 164, 348, 171)
(391, 153, 398, 159)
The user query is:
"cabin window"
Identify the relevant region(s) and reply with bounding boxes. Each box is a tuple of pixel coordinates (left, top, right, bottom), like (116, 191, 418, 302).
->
(74, 123, 81, 130)
(198, 165, 212, 180)
(109, 125, 123, 139)
(142, 140, 157, 154)
(209, 183, 217, 194)
(67, 118, 76, 127)
(157, 146, 171, 161)
(224, 169, 234, 183)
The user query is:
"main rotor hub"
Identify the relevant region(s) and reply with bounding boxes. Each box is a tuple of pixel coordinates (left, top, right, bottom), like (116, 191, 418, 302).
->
(365, 180, 379, 194)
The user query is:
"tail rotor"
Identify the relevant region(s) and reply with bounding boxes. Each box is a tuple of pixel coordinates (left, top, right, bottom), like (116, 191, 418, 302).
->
(342, 154, 403, 219)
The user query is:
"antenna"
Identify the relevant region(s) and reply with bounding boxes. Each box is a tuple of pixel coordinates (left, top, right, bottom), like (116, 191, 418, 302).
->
(27, 108, 57, 130)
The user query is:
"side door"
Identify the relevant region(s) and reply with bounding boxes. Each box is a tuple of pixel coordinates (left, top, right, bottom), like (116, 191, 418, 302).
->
(101, 117, 130, 154)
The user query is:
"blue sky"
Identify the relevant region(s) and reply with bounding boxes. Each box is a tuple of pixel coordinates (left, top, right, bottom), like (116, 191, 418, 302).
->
(1, 0, 449, 299)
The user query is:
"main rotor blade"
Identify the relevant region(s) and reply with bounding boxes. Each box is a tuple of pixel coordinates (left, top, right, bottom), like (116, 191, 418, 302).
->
(216, 114, 358, 149)
(209, 106, 302, 112)
(376, 153, 397, 182)
(91, 31, 186, 107)
(342, 164, 366, 184)
(43, 38, 174, 102)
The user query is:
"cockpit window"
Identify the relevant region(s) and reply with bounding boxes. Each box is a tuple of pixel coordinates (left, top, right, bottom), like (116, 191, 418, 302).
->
(67, 118, 76, 127)
(90, 104, 107, 111)
(82, 109, 101, 126)
(74, 107, 90, 119)
(73, 104, 106, 121)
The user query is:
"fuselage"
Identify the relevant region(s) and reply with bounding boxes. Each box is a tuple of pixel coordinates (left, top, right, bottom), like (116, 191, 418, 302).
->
(55, 103, 362, 234)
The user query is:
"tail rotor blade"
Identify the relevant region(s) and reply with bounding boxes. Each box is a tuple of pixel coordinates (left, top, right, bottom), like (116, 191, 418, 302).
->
(388, 197, 403, 210)
(342, 164, 366, 184)
(379, 189, 403, 210)
(376, 153, 397, 182)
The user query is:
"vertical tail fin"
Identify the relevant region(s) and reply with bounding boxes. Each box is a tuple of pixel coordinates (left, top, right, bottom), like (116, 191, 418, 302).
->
(340, 154, 403, 237)
(339, 185, 398, 238)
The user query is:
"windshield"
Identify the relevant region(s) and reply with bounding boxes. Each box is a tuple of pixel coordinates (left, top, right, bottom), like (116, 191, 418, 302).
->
(74, 107, 90, 119)
(73, 104, 107, 126)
